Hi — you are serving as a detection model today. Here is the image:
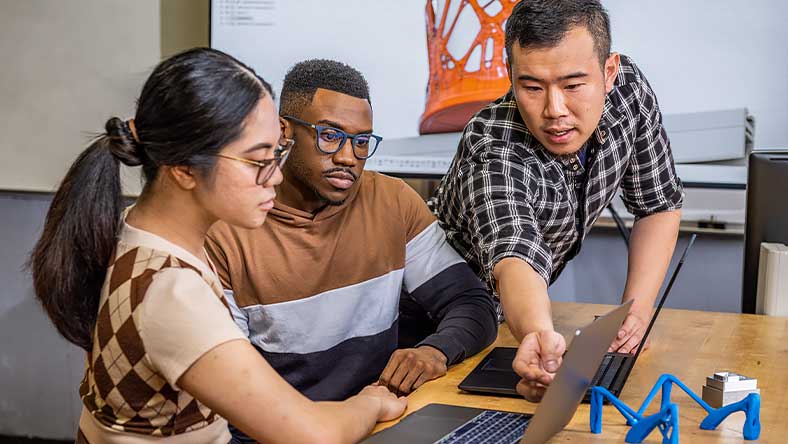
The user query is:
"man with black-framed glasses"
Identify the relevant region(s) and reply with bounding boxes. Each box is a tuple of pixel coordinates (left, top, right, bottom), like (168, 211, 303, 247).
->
(206, 59, 498, 443)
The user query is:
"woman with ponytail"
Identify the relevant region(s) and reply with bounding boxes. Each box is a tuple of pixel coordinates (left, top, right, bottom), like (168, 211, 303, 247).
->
(30, 48, 405, 444)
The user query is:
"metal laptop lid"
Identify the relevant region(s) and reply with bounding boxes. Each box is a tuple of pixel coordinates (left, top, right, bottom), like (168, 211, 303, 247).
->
(520, 300, 632, 444)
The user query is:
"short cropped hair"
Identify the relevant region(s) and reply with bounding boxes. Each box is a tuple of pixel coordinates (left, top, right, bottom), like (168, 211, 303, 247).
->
(280, 59, 370, 116)
(505, 0, 611, 67)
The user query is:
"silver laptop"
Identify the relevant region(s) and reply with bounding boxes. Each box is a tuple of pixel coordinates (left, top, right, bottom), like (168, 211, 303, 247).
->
(362, 299, 632, 444)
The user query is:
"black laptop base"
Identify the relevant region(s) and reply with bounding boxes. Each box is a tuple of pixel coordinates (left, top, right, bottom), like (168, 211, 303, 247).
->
(457, 347, 522, 397)
(458, 347, 635, 402)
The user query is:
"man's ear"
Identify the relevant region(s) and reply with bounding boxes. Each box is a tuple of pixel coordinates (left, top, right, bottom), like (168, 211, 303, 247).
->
(167, 165, 198, 190)
(604, 52, 620, 94)
(280, 116, 293, 139)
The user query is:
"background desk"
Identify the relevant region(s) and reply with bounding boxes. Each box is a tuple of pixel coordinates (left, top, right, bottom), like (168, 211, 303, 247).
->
(362, 133, 749, 315)
(371, 302, 786, 443)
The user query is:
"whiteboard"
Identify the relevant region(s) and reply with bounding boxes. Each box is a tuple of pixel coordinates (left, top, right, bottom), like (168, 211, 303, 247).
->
(211, 0, 788, 149)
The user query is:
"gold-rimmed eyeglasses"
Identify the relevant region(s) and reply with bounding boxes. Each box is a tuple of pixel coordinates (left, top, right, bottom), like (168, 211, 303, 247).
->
(216, 138, 294, 185)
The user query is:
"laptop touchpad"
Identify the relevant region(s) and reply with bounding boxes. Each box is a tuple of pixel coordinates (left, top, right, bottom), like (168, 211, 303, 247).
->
(362, 404, 482, 444)
(482, 357, 515, 372)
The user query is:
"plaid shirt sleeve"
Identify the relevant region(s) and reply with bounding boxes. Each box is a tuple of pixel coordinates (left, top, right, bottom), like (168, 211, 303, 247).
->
(619, 66, 684, 219)
(460, 138, 553, 287)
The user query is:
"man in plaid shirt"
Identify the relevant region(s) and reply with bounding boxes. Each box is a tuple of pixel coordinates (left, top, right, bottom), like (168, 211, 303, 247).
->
(432, 0, 683, 401)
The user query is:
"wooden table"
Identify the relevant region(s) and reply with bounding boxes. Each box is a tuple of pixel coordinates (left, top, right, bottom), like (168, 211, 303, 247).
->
(372, 302, 787, 443)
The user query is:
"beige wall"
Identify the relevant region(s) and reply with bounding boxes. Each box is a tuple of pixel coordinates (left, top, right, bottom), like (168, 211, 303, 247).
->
(0, 0, 159, 194)
(0, 0, 209, 195)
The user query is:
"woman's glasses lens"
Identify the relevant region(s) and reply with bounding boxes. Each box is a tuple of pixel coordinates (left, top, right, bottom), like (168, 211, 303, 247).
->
(256, 143, 291, 185)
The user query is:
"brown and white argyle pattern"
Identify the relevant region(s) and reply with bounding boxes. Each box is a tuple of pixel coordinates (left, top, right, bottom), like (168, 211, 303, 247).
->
(78, 243, 233, 438)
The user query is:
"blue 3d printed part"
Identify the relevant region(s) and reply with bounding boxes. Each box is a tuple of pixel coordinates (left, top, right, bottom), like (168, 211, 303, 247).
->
(589, 374, 760, 443)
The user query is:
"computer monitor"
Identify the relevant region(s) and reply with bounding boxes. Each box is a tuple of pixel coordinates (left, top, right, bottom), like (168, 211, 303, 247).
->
(742, 150, 788, 313)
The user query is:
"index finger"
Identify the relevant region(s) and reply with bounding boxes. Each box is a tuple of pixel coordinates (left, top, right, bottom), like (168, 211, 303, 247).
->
(388, 361, 414, 396)
(608, 315, 638, 351)
(618, 332, 641, 354)
(609, 327, 630, 352)
(378, 351, 404, 386)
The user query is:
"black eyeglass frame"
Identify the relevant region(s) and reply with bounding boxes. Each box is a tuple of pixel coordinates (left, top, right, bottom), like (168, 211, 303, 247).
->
(283, 115, 382, 160)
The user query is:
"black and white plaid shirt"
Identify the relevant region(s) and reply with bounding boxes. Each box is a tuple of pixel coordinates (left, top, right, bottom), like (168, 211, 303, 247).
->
(431, 55, 683, 294)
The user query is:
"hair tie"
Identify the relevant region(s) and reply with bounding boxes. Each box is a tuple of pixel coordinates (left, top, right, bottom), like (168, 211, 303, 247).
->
(127, 118, 140, 144)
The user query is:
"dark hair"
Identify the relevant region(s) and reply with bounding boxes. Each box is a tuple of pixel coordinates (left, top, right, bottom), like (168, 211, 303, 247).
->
(505, 0, 611, 67)
(29, 47, 273, 351)
(279, 59, 370, 117)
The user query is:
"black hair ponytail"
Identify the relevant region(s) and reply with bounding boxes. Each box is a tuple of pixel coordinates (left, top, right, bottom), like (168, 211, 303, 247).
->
(30, 118, 139, 350)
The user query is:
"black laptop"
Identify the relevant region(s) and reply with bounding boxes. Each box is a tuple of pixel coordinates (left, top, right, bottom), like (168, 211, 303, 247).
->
(458, 234, 696, 401)
(362, 300, 632, 444)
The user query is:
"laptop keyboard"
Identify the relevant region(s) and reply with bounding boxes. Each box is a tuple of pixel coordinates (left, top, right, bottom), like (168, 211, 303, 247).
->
(587, 353, 631, 397)
(435, 410, 530, 444)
